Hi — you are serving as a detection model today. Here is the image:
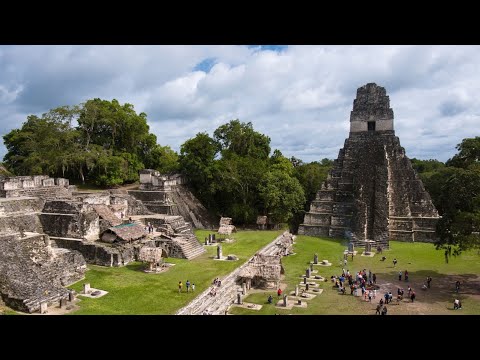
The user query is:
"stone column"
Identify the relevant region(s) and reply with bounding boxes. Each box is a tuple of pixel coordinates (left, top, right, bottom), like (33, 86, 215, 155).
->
(247, 279, 251, 290)
(205, 237, 208, 245)
(212, 234, 216, 242)
(242, 282, 247, 295)
(68, 290, 76, 302)
(237, 293, 242, 305)
(303, 277, 307, 284)
(217, 245, 222, 259)
(314, 253, 318, 264)
(60, 298, 67, 308)
(306, 268, 311, 278)
(40, 302, 48, 314)
(295, 285, 299, 297)
(283, 294, 288, 307)
(83, 283, 91, 294)
(310, 263, 314, 272)
(306, 283, 310, 291)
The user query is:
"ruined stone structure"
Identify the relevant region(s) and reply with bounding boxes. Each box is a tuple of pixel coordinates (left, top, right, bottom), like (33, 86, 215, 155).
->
(128, 170, 216, 229)
(177, 231, 294, 315)
(299, 83, 439, 246)
(0, 172, 209, 312)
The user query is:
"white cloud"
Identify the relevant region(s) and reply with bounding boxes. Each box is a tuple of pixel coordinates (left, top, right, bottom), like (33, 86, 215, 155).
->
(0, 45, 479, 164)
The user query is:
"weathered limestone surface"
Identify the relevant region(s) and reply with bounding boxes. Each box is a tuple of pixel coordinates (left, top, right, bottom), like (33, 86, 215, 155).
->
(129, 170, 216, 229)
(0, 233, 86, 313)
(299, 83, 439, 244)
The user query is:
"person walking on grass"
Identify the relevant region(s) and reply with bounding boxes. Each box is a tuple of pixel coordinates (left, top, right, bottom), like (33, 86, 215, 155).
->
(178, 281, 183, 293)
(393, 258, 398, 267)
(398, 271, 402, 281)
(186, 280, 191, 293)
(427, 276, 432, 288)
(192, 283, 195, 292)
(405, 270, 409, 282)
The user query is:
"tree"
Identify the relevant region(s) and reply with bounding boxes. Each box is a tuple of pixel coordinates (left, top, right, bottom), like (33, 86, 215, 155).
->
(3, 99, 164, 186)
(446, 137, 480, 169)
(213, 119, 271, 159)
(144, 145, 179, 174)
(259, 169, 305, 224)
(179, 132, 219, 206)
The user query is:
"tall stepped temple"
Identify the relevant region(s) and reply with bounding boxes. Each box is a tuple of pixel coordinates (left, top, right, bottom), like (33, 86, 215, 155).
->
(298, 83, 440, 246)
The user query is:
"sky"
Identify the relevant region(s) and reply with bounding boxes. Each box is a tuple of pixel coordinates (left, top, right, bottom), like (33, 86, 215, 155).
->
(0, 45, 479, 163)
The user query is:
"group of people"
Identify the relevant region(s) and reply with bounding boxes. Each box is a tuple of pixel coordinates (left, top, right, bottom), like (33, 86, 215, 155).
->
(145, 222, 154, 233)
(178, 280, 195, 293)
(208, 278, 222, 296)
(398, 270, 409, 282)
(331, 268, 377, 298)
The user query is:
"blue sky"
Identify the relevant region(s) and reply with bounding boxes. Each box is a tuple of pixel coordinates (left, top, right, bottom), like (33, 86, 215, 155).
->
(0, 45, 479, 163)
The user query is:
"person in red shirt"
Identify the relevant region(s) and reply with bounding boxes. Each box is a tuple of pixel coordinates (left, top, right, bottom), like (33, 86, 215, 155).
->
(277, 288, 282, 298)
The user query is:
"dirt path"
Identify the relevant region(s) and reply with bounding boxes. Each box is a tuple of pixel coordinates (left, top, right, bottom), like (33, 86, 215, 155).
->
(353, 273, 480, 315)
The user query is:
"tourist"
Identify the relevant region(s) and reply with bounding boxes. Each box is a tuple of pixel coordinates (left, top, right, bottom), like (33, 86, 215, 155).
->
(381, 256, 386, 262)
(120, 212, 124, 219)
(388, 292, 393, 303)
(422, 284, 427, 290)
(147, 222, 151, 233)
(268, 295, 273, 304)
(368, 291, 372, 302)
(209, 287, 216, 296)
(217, 279, 222, 287)
(454, 299, 460, 310)
(192, 283, 195, 292)
(381, 306, 388, 315)
(393, 258, 397, 267)
(398, 271, 402, 281)
(128, 216, 133, 223)
(186, 280, 191, 293)
(427, 276, 432, 288)
(344, 259, 348, 267)
(376, 303, 382, 315)
(368, 270, 372, 282)
(372, 273, 377, 284)
(455, 280, 461, 293)
(178, 281, 183, 293)
(373, 289, 377, 299)
(404, 270, 409, 282)
(277, 288, 283, 298)
(379, 298, 384, 306)
(410, 291, 416, 302)
(407, 286, 412, 296)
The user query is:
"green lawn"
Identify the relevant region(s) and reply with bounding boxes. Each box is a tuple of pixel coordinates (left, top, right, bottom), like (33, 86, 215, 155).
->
(68, 230, 282, 314)
(229, 235, 480, 315)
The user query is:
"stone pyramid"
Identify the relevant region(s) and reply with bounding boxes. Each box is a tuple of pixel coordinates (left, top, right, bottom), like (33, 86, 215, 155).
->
(298, 83, 439, 246)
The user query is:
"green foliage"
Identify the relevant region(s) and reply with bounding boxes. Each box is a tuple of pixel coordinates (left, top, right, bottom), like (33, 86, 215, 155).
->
(414, 138, 480, 260)
(179, 122, 311, 226)
(446, 136, 480, 169)
(3, 99, 178, 187)
(214, 119, 271, 159)
(411, 158, 445, 174)
(259, 169, 305, 223)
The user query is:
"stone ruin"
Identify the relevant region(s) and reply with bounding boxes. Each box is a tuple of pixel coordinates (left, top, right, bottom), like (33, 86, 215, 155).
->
(218, 217, 237, 238)
(0, 171, 213, 312)
(128, 170, 216, 229)
(237, 254, 283, 289)
(299, 83, 440, 248)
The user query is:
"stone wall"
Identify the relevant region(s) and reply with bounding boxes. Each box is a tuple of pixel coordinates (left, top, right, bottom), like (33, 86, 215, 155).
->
(0, 233, 86, 313)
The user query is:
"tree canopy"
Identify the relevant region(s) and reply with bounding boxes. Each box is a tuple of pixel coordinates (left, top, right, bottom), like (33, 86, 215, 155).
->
(3, 99, 178, 186)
